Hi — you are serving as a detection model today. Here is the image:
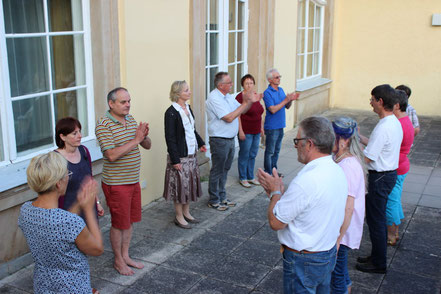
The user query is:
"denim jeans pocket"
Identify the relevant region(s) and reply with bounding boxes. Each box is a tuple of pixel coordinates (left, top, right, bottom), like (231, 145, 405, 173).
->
(304, 260, 330, 288)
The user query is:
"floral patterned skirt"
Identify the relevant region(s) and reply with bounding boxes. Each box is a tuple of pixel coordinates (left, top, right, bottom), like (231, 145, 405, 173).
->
(163, 154, 202, 203)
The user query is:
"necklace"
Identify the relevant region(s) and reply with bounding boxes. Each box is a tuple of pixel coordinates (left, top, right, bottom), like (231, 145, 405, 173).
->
(334, 151, 349, 163)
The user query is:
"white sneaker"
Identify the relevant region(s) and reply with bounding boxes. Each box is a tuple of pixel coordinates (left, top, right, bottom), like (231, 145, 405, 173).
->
(239, 180, 251, 188)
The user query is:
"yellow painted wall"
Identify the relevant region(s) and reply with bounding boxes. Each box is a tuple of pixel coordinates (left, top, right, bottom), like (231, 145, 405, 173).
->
(118, 0, 191, 204)
(331, 0, 441, 115)
(273, 0, 298, 129)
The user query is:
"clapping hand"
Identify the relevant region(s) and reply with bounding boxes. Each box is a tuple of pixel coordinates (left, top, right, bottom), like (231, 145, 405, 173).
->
(286, 92, 300, 102)
(257, 168, 284, 198)
(78, 177, 99, 211)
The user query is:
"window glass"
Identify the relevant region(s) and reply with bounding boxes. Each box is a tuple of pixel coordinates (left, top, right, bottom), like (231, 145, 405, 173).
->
(238, 0, 245, 29)
(7, 37, 49, 97)
(51, 35, 86, 89)
(228, 32, 235, 64)
(229, 0, 236, 30)
(12, 96, 53, 155)
(0, 114, 3, 161)
(237, 31, 243, 61)
(3, 0, 45, 34)
(48, 0, 83, 31)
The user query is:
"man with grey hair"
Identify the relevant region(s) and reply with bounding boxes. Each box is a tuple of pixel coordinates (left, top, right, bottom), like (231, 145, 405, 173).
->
(258, 116, 348, 294)
(95, 87, 151, 276)
(263, 68, 299, 175)
(206, 72, 259, 211)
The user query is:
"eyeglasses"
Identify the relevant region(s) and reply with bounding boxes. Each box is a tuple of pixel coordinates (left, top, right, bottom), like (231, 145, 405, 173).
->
(293, 138, 308, 146)
(67, 171, 73, 180)
(274, 75, 282, 79)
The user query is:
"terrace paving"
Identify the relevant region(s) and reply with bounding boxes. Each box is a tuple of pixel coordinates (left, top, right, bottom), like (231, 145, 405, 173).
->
(1, 109, 440, 293)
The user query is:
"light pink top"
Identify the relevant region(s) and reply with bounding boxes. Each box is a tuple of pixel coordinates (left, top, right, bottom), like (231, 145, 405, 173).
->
(397, 116, 414, 175)
(339, 156, 366, 249)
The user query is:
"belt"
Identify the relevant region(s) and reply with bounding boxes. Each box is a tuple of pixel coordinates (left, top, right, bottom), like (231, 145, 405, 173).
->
(281, 244, 321, 254)
(210, 136, 235, 140)
(368, 170, 395, 174)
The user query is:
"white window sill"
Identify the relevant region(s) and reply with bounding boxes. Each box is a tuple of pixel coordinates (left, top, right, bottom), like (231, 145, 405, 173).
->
(0, 138, 103, 193)
(296, 78, 332, 92)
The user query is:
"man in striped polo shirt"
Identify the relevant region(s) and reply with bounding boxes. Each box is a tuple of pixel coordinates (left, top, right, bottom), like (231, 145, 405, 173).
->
(96, 87, 151, 276)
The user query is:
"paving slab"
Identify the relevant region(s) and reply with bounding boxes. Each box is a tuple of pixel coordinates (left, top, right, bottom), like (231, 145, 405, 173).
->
(2, 109, 441, 293)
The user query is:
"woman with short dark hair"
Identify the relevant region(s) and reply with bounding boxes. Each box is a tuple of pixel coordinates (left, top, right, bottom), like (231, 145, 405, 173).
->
(55, 117, 104, 218)
(236, 74, 264, 187)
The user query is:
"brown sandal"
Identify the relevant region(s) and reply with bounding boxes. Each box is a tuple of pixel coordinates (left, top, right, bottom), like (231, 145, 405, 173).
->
(387, 239, 397, 246)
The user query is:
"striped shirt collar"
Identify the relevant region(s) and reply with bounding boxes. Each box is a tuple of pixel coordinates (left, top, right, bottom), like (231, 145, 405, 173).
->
(105, 110, 133, 124)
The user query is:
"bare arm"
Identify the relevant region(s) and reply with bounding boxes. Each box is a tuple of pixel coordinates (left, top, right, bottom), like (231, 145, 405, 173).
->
(140, 136, 152, 150)
(104, 122, 148, 161)
(267, 194, 288, 231)
(75, 179, 103, 256)
(238, 116, 245, 141)
(414, 127, 420, 136)
(337, 196, 355, 248)
(222, 102, 252, 123)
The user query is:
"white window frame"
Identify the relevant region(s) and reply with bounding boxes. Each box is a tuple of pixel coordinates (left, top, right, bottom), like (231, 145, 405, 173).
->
(205, 0, 249, 98)
(0, 0, 99, 192)
(296, 0, 325, 89)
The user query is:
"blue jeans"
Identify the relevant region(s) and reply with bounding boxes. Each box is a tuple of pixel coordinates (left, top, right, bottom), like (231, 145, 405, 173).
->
(208, 137, 235, 204)
(366, 170, 397, 268)
(264, 128, 284, 174)
(331, 245, 351, 294)
(283, 245, 337, 294)
(238, 133, 261, 180)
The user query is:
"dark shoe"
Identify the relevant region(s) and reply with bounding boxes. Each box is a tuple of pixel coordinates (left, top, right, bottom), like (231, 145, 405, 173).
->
(207, 203, 229, 211)
(356, 261, 386, 274)
(222, 199, 236, 207)
(357, 255, 371, 264)
(174, 218, 191, 229)
(184, 215, 200, 224)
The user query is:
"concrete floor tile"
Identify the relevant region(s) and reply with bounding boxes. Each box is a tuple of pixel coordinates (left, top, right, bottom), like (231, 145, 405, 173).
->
(422, 185, 441, 197)
(187, 277, 251, 294)
(90, 277, 125, 294)
(390, 249, 441, 279)
(427, 176, 441, 186)
(401, 191, 421, 205)
(89, 258, 156, 286)
(405, 173, 430, 184)
(130, 266, 202, 294)
(231, 239, 281, 267)
(210, 216, 266, 239)
(0, 285, 30, 294)
(419, 195, 441, 209)
(432, 168, 441, 177)
(379, 269, 440, 294)
(0, 265, 34, 293)
(408, 165, 433, 176)
(208, 255, 272, 288)
(402, 182, 425, 194)
(129, 238, 184, 264)
(163, 246, 225, 275)
(250, 223, 279, 245)
(256, 268, 283, 294)
(189, 231, 246, 255)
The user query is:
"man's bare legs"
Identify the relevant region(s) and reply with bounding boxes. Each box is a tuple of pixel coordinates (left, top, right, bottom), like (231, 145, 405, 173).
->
(110, 225, 144, 276)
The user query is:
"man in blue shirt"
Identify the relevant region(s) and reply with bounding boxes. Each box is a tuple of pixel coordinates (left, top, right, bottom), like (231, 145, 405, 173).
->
(263, 68, 299, 174)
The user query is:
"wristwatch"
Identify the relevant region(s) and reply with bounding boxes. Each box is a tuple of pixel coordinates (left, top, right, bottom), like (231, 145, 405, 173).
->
(269, 190, 281, 200)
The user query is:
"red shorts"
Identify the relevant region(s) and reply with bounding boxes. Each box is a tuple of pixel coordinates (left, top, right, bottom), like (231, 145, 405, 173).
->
(102, 182, 142, 230)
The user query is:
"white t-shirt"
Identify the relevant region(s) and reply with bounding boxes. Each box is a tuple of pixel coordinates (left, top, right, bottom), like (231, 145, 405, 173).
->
(273, 156, 348, 251)
(206, 88, 241, 138)
(363, 114, 403, 171)
(172, 102, 197, 155)
(338, 156, 366, 249)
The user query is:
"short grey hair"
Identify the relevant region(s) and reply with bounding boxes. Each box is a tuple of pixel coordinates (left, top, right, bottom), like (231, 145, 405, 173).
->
(214, 72, 229, 88)
(266, 68, 279, 81)
(169, 80, 187, 102)
(107, 87, 128, 103)
(27, 152, 68, 194)
(299, 116, 335, 155)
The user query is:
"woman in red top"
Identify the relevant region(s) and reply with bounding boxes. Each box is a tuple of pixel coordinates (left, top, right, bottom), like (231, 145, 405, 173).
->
(386, 90, 415, 245)
(236, 74, 264, 187)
